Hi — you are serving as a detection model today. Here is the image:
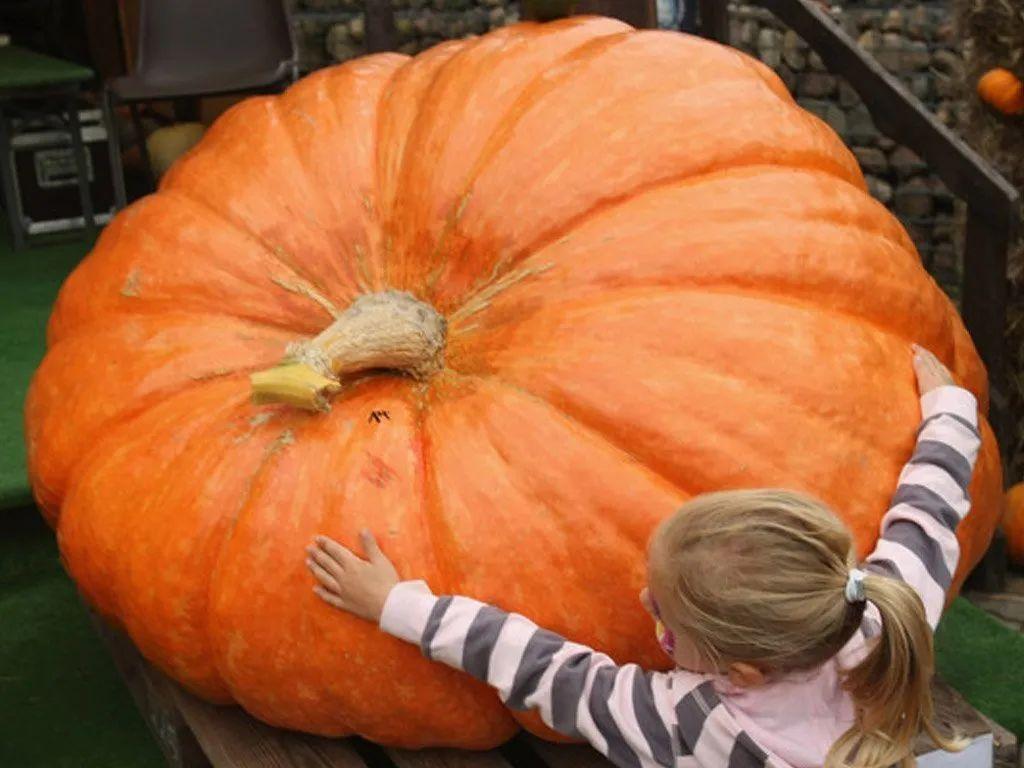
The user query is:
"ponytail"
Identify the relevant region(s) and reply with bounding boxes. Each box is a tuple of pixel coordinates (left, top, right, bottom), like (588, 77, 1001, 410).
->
(825, 574, 963, 768)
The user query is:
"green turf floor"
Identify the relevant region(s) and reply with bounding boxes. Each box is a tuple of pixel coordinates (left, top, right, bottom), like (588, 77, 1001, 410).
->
(0, 507, 163, 767)
(0, 231, 1022, 766)
(0, 232, 94, 509)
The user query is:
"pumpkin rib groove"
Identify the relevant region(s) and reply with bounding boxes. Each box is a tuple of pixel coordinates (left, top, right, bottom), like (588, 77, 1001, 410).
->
(161, 98, 366, 306)
(159, 187, 344, 307)
(454, 280, 951, 387)
(476, 375, 677, 555)
(270, 92, 371, 295)
(446, 181, 917, 326)
(415, 402, 463, 596)
(55, 380, 251, 618)
(500, 216, 921, 306)
(409, 27, 638, 296)
(271, 92, 360, 289)
(443, 153, 866, 316)
(113, 392, 271, 702)
(457, 290, 971, 491)
(471, 356, 950, 573)
(54, 300, 327, 343)
(49, 191, 340, 338)
(425, 49, 862, 309)
(202, 411, 321, 710)
(464, 373, 696, 502)
(476, 341, 897, 502)
(374, 40, 472, 290)
(35, 366, 280, 516)
(363, 57, 408, 294)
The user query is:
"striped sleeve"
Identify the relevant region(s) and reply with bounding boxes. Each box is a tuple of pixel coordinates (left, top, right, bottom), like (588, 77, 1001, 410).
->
(864, 385, 981, 629)
(379, 581, 704, 768)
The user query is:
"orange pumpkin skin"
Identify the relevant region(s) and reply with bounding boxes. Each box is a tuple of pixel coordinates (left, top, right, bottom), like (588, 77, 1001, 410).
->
(25, 19, 1001, 747)
(1004, 483, 1024, 565)
(978, 68, 1024, 115)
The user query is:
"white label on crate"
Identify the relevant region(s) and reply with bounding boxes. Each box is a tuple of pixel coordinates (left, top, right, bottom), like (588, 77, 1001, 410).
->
(34, 147, 94, 189)
(918, 734, 993, 768)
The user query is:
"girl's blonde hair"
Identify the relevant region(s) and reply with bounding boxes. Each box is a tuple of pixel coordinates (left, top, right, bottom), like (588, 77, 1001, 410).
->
(647, 489, 960, 768)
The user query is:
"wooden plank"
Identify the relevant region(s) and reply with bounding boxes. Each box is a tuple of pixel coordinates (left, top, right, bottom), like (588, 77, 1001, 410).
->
(926, 679, 1018, 767)
(751, 0, 1018, 224)
(89, 612, 211, 768)
(963, 203, 1015, 456)
(966, 528, 1008, 594)
(92, 611, 368, 768)
(525, 737, 613, 768)
(698, 0, 731, 42)
(172, 689, 368, 768)
(388, 748, 515, 767)
(364, 0, 398, 54)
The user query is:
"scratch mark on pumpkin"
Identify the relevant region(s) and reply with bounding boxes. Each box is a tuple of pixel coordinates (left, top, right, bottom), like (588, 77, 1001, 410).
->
(189, 367, 232, 381)
(267, 429, 295, 455)
(120, 269, 141, 298)
(454, 192, 472, 223)
(363, 454, 395, 489)
(271, 276, 341, 318)
(289, 108, 316, 129)
(450, 262, 555, 325)
(361, 194, 373, 214)
(249, 413, 274, 428)
(353, 243, 373, 292)
(235, 411, 277, 443)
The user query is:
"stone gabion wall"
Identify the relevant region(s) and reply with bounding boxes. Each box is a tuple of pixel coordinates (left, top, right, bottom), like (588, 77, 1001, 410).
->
(730, 0, 965, 298)
(288, 0, 518, 72)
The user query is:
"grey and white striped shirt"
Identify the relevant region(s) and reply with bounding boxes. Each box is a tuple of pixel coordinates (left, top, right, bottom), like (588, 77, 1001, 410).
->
(380, 385, 981, 768)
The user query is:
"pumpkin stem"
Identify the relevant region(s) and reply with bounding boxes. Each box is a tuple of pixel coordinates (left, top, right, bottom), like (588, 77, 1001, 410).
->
(249, 290, 447, 412)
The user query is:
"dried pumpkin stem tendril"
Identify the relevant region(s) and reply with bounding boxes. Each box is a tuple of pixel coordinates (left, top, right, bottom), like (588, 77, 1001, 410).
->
(249, 290, 446, 412)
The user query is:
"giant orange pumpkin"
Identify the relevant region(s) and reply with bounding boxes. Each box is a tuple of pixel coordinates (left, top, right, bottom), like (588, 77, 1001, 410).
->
(25, 18, 1001, 747)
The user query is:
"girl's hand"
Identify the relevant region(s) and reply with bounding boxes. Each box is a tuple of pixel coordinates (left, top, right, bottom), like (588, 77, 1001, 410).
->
(912, 343, 954, 395)
(306, 530, 399, 623)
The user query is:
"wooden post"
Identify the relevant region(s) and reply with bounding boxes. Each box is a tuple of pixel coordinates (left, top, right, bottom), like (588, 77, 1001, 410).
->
(698, 0, 731, 42)
(576, 0, 658, 27)
(364, 0, 399, 53)
(963, 203, 1016, 458)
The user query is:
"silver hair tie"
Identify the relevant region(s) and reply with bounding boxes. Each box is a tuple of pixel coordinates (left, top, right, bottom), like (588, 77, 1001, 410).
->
(845, 568, 867, 604)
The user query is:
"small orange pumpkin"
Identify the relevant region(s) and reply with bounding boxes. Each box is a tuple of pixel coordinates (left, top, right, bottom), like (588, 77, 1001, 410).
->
(1003, 482, 1024, 564)
(978, 68, 1024, 115)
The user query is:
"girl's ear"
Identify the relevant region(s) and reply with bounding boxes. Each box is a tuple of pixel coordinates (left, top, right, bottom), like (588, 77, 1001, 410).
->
(639, 587, 655, 615)
(727, 662, 767, 688)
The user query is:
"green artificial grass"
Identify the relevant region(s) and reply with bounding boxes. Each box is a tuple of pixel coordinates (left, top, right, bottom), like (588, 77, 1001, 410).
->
(0, 508, 163, 768)
(935, 596, 1024, 738)
(0, 233, 92, 510)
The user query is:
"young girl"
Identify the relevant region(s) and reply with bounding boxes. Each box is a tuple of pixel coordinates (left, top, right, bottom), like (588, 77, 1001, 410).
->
(305, 344, 980, 768)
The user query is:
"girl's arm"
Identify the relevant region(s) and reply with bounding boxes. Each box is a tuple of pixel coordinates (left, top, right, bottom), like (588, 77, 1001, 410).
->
(862, 350, 982, 630)
(305, 533, 719, 768)
(381, 580, 684, 768)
